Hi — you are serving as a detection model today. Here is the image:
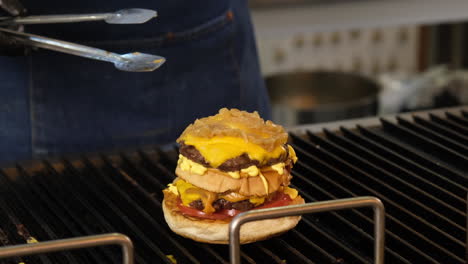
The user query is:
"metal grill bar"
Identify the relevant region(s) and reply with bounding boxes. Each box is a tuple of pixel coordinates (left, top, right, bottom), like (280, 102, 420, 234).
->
(322, 129, 465, 222)
(52, 161, 153, 264)
(0, 233, 134, 264)
(291, 152, 437, 263)
(15, 166, 108, 263)
(413, 115, 468, 145)
(396, 116, 468, 155)
(292, 213, 377, 263)
(0, 217, 26, 264)
(429, 113, 468, 136)
(291, 178, 377, 257)
(263, 239, 315, 264)
(293, 133, 464, 244)
(289, 173, 383, 263)
(287, 229, 339, 263)
(381, 118, 468, 170)
(229, 197, 385, 264)
(0, 170, 78, 263)
(101, 159, 198, 262)
(313, 128, 466, 255)
(240, 251, 256, 264)
(356, 125, 467, 190)
(41, 161, 127, 264)
(73, 158, 176, 264)
(462, 110, 468, 118)
(288, 110, 467, 263)
(251, 244, 284, 263)
(446, 111, 468, 126)
(197, 244, 229, 264)
(341, 126, 466, 204)
(0, 184, 50, 264)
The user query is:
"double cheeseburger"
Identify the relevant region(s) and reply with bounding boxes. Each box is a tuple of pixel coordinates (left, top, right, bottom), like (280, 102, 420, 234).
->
(162, 108, 304, 244)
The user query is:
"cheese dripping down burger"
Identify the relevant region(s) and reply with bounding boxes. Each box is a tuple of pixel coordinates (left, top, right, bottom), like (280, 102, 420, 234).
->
(162, 108, 304, 244)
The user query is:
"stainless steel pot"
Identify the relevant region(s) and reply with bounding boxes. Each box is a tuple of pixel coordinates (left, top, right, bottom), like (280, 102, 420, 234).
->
(266, 71, 380, 126)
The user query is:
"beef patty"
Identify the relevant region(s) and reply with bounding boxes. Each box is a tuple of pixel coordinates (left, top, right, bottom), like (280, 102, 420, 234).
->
(179, 141, 289, 171)
(188, 191, 281, 212)
(189, 198, 255, 211)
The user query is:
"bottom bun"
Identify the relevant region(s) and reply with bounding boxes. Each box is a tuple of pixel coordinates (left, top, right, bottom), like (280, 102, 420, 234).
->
(162, 190, 305, 244)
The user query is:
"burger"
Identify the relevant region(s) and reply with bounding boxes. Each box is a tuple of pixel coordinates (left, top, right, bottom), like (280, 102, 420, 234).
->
(162, 108, 304, 244)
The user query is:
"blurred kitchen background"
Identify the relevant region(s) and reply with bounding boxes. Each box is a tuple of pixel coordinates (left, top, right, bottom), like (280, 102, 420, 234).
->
(249, 0, 468, 126)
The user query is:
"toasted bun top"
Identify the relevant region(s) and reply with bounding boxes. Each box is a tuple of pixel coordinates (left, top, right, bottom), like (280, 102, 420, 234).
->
(177, 108, 287, 152)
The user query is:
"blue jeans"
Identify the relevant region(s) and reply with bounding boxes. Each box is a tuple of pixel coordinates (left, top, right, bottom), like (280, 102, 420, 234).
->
(0, 0, 270, 165)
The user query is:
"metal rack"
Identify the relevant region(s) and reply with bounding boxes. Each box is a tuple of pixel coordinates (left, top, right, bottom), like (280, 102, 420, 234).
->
(0, 233, 134, 264)
(229, 196, 385, 264)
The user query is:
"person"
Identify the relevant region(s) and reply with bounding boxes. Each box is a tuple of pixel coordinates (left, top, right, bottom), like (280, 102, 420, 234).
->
(0, 0, 271, 165)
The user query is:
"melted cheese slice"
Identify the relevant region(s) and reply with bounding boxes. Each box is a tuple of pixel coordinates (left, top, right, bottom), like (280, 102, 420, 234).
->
(27, 237, 39, 243)
(287, 145, 298, 163)
(220, 192, 265, 206)
(282, 186, 298, 199)
(178, 154, 207, 175)
(174, 180, 216, 213)
(182, 135, 286, 167)
(271, 163, 285, 175)
(241, 165, 259, 176)
(258, 172, 269, 195)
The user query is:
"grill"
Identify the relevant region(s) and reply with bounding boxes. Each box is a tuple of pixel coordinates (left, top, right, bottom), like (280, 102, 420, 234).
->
(0, 106, 466, 263)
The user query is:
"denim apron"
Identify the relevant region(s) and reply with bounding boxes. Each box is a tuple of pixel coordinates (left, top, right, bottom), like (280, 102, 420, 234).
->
(0, 0, 270, 165)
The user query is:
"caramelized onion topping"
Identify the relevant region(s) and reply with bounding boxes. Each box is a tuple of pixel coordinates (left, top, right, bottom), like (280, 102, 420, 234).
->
(177, 108, 288, 152)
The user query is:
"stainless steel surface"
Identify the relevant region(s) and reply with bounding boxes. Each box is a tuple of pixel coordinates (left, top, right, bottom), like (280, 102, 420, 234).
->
(0, 8, 158, 25)
(0, 27, 165, 72)
(0, 233, 134, 264)
(229, 196, 385, 264)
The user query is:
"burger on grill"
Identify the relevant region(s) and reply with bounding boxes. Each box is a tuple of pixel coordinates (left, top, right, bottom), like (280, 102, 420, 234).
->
(162, 108, 304, 244)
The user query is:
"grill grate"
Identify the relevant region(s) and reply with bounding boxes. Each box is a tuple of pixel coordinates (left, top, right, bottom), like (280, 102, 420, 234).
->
(0, 107, 466, 263)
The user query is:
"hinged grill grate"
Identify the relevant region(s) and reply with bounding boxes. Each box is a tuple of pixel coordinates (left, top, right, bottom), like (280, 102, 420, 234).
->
(0, 107, 466, 263)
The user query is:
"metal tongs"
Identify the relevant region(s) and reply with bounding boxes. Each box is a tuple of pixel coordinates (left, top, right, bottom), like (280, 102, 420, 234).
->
(0, 7, 165, 72)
